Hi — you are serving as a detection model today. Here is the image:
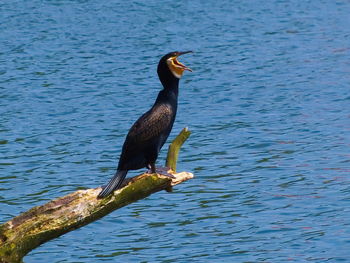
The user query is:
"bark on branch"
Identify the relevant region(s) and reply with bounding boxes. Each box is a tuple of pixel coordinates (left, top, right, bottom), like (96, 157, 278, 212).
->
(0, 128, 193, 263)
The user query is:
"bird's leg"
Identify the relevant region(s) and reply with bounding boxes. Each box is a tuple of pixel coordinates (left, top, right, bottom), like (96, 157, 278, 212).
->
(150, 163, 156, 174)
(146, 163, 156, 174)
(146, 164, 152, 172)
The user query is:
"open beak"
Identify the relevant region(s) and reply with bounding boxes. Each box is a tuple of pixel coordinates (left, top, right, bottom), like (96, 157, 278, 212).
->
(174, 51, 193, 72)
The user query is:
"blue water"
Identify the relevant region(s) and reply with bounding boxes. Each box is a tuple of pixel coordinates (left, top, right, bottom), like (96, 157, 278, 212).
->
(1, 0, 350, 262)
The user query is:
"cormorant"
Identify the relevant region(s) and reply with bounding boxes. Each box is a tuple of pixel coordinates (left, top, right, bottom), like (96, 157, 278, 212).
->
(98, 51, 192, 198)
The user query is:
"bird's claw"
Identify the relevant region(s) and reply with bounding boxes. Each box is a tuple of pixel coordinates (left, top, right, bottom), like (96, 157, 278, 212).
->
(146, 166, 176, 178)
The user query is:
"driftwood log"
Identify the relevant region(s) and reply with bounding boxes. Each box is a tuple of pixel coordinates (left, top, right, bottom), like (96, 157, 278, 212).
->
(0, 128, 193, 263)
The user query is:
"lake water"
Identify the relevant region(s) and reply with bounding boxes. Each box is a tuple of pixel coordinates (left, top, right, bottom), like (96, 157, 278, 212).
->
(1, 0, 350, 262)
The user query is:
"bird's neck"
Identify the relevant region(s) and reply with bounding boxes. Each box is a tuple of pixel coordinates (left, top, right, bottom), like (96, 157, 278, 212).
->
(156, 79, 179, 105)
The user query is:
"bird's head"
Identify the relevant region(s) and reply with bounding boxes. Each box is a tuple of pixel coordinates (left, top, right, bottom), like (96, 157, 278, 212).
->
(158, 51, 193, 81)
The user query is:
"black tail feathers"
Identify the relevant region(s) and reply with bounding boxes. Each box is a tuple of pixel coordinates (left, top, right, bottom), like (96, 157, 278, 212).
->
(97, 170, 128, 198)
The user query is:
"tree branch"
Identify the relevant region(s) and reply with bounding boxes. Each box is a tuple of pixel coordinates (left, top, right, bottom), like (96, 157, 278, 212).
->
(166, 127, 191, 172)
(0, 129, 193, 263)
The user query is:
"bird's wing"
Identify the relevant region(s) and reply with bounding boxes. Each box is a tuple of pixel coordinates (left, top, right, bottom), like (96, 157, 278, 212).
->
(126, 104, 174, 144)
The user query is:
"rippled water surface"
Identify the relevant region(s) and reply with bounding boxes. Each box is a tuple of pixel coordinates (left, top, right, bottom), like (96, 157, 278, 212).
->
(1, 1, 350, 262)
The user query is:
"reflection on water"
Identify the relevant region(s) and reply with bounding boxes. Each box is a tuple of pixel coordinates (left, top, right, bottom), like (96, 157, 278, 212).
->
(1, 0, 350, 262)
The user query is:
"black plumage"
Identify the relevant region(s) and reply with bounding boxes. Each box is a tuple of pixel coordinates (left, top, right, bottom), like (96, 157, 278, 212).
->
(98, 51, 192, 198)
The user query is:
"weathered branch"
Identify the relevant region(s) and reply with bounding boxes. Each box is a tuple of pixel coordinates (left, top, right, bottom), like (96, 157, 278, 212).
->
(0, 129, 193, 263)
(166, 127, 191, 172)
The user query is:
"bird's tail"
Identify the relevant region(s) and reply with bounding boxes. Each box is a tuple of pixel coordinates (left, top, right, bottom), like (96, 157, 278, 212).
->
(97, 170, 128, 198)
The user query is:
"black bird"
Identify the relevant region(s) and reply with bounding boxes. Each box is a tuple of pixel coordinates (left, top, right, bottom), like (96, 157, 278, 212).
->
(98, 51, 192, 198)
